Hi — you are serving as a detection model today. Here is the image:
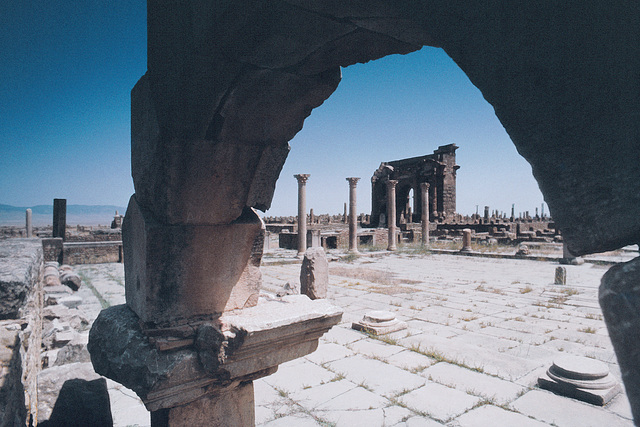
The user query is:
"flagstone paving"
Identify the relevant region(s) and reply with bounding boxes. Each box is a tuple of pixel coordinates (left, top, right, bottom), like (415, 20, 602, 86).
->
(74, 247, 635, 426)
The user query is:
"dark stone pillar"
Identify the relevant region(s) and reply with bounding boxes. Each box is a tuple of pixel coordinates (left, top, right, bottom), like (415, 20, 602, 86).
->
(53, 199, 66, 240)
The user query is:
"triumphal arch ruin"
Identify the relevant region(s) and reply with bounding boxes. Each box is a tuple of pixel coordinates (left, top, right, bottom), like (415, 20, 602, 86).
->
(88, 1, 640, 425)
(371, 144, 459, 226)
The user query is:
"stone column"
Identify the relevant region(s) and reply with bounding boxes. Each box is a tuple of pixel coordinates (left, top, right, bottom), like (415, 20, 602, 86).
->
(25, 208, 32, 238)
(420, 183, 430, 246)
(346, 178, 360, 253)
(53, 198, 66, 240)
(294, 174, 310, 258)
(343, 202, 348, 223)
(386, 180, 398, 251)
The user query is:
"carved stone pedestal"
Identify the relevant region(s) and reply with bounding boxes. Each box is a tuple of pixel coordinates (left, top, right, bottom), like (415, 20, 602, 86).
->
(88, 296, 342, 426)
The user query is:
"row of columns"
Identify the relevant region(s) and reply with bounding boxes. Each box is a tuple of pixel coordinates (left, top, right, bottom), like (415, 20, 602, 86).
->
(294, 175, 432, 255)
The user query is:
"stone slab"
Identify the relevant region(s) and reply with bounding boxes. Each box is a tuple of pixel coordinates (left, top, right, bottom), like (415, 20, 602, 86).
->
(398, 382, 480, 423)
(306, 342, 355, 367)
(288, 379, 357, 411)
(512, 389, 631, 427)
(262, 359, 335, 393)
(347, 339, 405, 360)
(326, 354, 426, 397)
(386, 349, 436, 373)
(454, 404, 548, 427)
(321, 408, 385, 427)
(315, 384, 388, 411)
(423, 362, 525, 405)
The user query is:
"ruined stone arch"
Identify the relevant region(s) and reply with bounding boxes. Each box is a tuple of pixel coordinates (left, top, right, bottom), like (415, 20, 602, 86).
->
(125, 2, 640, 418)
(142, 0, 640, 256)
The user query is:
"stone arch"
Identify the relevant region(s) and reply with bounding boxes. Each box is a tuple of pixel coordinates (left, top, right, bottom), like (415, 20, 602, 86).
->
(127, 1, 640, 418)
(142, 1, 640, 255)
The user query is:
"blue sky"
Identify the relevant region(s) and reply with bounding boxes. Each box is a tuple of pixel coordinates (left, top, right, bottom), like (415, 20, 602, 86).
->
(1, 1, 545, 218)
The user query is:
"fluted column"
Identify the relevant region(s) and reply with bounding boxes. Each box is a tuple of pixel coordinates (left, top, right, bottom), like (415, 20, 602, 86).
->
(420, 182, 430, 247)
(386, 180, 398, 251)
(346, 177, 360, 253)
(294, 174, 310, 257)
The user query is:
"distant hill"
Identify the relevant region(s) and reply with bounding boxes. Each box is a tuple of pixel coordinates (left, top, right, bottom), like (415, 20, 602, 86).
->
(0, 204, 126, 226)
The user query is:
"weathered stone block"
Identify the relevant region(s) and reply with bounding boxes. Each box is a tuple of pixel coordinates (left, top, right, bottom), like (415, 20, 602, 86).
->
(123, 195, 264, 326)
(89, 297, 342, 411)
(300, 247, 328, 300)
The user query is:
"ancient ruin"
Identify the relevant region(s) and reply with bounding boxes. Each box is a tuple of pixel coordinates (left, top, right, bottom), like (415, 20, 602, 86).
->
(3, 1, 640, 425)
(371, 144, 459, 226)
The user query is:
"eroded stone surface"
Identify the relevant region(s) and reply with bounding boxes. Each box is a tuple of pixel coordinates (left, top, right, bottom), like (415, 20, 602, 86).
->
(300, 247, 328, 300)
(88, 296, 341, 411)
(123, 196, 264, 326)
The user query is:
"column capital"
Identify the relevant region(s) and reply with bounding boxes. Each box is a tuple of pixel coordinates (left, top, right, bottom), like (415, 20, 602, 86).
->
(386, 179, 398, 189)
(346, 177, 360, 186)
(294, 174, 310, 184)
(420, 182, 430, 191)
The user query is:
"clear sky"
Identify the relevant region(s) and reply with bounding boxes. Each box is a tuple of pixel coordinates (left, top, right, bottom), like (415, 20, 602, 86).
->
(1, 1, 545, 218)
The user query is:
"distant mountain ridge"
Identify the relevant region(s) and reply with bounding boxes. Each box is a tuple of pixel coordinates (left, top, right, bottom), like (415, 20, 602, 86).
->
(0, 204, 127, 226)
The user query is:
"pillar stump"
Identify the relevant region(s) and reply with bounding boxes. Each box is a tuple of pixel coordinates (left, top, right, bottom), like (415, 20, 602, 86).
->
(460, 229, 472, 252)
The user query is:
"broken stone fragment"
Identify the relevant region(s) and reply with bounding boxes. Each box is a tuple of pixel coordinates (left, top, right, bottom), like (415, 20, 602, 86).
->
(300, 247, 329, 300)
(60, 271, 82, 291)
(276, 281, 299, 297)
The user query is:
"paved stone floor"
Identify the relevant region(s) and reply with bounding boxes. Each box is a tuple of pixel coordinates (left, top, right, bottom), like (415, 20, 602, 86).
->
(75, 248, 635, 426)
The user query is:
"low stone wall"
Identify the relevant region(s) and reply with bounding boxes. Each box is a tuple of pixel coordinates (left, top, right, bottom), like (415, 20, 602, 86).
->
(62, 242, 123, 265)
(0, 239, 43, 426)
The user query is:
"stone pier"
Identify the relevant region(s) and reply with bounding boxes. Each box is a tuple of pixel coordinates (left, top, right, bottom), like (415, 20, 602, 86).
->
(346, 177, 360, 254)
(294, 174, 310, 258)
(87, 5, 342, 423)
(420, 182, 430, 247)
(387, 180, 398, 251)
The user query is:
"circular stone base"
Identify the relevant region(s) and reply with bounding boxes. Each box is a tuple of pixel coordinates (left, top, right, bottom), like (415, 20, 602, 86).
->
(552, 355, 610, 380)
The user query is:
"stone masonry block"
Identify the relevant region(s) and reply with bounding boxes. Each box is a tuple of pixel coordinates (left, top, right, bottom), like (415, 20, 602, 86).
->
(123, 195, 264, 326)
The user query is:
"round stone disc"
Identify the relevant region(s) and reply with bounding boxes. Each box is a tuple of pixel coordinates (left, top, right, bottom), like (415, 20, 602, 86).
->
(552, 355, 610, 380)
(363, 310, 396, 323)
